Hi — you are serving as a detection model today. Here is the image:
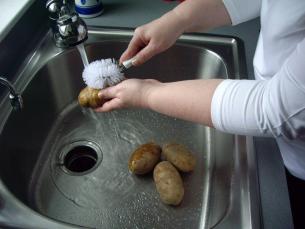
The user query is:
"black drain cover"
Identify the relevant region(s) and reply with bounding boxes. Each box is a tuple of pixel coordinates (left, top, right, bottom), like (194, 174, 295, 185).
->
(64, 146, 98, 173)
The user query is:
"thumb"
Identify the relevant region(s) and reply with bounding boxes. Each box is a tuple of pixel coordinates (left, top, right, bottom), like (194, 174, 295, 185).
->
(98, 86, 117, 99)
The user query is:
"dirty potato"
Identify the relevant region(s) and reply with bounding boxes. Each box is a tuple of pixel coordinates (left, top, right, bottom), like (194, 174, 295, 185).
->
(153, 161, 184, 206)
(128, 143, 161, 174)
(162, 143, 196, 172)
(78, 86, 106, 108)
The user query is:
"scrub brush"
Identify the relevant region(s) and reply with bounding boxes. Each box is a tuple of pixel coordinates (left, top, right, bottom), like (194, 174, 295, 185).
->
(78, 57, 136, 108)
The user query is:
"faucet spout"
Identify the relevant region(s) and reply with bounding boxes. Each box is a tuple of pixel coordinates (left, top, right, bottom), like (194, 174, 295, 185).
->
(46, 0, 88, 48)
(0, 77, 23, 111)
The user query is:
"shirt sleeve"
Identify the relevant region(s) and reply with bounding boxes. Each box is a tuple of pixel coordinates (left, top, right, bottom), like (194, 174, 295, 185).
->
(211, 37, 305, 139)
(222, 0, 262, 25)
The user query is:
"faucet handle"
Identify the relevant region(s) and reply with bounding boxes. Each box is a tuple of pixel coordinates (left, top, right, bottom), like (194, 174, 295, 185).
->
(56, 12, 88, 47)
(46, 0, 63, 19)
(46, 0, 88, 48)
(46, 0, 76, 17)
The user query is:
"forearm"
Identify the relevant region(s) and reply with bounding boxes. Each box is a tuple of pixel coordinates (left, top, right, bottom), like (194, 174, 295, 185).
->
(145, 79, 223, 127)
(171, 0, 232, 32)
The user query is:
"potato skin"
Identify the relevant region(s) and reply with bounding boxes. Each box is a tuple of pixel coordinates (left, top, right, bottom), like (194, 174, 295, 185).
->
(128, 143, 161, 175)
(153, 161, 184, 206)
(78, 86, 105, 108)
(162, 143, 196, 172)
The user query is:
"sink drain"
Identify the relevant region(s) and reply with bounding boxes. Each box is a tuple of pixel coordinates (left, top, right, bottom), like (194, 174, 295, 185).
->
(64, 146, 97, 173)
(58, 140, 103, 175)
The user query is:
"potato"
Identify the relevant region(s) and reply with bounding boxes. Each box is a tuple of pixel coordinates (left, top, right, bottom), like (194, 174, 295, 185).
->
(153, 161, 184, 205)
(128, 142, 161, 174)
(162, 143, 196, 172)
(78, 86, 106, 108)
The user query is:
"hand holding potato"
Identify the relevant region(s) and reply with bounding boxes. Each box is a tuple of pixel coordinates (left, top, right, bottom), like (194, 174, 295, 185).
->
(78, 86, 107, 108)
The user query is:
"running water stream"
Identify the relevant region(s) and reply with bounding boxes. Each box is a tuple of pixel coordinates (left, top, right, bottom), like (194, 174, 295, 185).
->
(77, 43, 89, 67)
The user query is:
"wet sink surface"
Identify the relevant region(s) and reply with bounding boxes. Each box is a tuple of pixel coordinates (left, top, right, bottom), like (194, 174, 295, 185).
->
(0, 28, 260, 228)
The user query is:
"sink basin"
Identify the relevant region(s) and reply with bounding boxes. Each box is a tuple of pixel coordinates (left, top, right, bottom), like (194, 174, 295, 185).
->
(0, 28, 260, 228)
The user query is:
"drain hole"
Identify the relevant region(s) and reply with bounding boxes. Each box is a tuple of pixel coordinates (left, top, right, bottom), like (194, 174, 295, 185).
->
(64, 146, 98, 173)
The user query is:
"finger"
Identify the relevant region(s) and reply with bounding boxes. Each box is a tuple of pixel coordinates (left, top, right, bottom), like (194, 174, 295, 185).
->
(132, 43, 159, 66)
(144, 79, 160, 83)
(95, 98, 123, 112)
(120, 35, 144, 63)
(98, 86, 117, 99)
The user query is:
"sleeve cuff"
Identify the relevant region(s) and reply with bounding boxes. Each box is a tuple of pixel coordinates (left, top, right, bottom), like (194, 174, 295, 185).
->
(222, 0, 261, 25)
(211, 79, 232, 131)
(222, 0, 243, 25)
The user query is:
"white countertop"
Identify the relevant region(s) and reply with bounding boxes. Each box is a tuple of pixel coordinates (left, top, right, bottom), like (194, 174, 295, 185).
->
(0, 0, 33, 42)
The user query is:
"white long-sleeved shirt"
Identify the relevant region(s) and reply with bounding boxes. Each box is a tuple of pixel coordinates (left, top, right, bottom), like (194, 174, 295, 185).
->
(212, 0, 305, 179)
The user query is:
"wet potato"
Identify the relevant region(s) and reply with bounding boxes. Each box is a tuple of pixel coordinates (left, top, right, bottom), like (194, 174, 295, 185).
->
(153, 161, 184, 206)
(78, 86, 106, 108)
(128, 143, 161, 174)
(162, 143, 196, 172)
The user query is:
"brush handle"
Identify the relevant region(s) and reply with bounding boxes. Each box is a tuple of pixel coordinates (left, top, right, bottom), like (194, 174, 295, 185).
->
(121, 57, 137, 72)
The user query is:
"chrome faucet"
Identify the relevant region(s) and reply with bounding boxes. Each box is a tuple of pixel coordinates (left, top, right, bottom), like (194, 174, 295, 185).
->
(46, 0, 88, 48)
(0, 77, 23, 111)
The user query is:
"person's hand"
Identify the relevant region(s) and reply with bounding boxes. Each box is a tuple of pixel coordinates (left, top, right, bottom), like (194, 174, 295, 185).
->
(120, 11, 186, 66)
(95, 79, 161, 112)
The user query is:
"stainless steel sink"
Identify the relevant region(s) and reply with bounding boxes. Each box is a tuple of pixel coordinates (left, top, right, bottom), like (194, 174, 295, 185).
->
(0, 28, 260, 229)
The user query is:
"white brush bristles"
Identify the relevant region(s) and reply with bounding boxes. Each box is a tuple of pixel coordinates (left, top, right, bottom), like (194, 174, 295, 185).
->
(82, 58, 125, 89)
